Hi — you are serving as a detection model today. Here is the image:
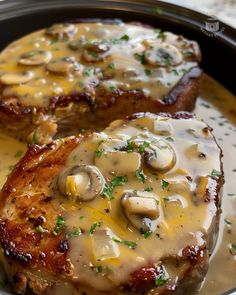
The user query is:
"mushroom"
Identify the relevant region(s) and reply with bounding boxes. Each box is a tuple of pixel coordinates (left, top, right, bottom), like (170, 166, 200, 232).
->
(144, 140, 176, 172)
(94, 139, 142, 177)
(46, 57, 80, 75)
(58, 165, 105, 202)
(91, 228, 120, 261)
(121, 192, 160, 232)
(0, 71, 34, 85)
(46, 23, 77, 40)
(144, 42, 183, 67)
(19, 50, 52, 66)
(153, 120, 172, 136)
(82, 43, 110, 62)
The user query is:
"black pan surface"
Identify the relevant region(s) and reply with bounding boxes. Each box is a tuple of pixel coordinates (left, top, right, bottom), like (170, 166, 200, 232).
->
(0, 0, 235, 93)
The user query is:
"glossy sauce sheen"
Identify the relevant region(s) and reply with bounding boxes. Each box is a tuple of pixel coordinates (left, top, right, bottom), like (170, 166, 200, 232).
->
(0, 22, 198, 106)
(0, 75, 235, 295)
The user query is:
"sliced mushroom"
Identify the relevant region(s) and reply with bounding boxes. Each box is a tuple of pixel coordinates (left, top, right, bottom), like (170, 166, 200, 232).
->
(94, 139, 141, 177)
(144, 42, 183, 67)
(58, 165, 105, 202)
(46, 57, 79, 75)
(91, 228, 120, 260)
(153, 120, 172, 136)
(121, 192, 160, 232)
(46, 23, 77, 40)
(82, 43, 110, 62)
(0, 71, 34, 85)
(144, 140, 176, 172)
(19, 50, 52, 66)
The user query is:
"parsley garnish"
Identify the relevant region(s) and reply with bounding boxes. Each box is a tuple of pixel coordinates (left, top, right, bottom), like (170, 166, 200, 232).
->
(161, 179, 169, 189)
(107, 63, 116, 69)
(139, 141, 150, 154)
(120, 34, 130, 41)
(102, 176, 128, 200)
(145, 68, 153, 76)
(134, 53, 146, 64)
(89, 222, 101, 235)
(165, 136, 174, 142)
(66, 227, 82, 239)
(112, 237, 137, 249)
(211, 169, 222, 177)
(95, 265, 103, 273)
(127, 140, 136, 152)
(14, 150, 24, 158)
(135, 169, 146, 183)
(155, 275, 168, 287)
(36, 225, 45, 233)
(83, 68, 93, 77)
(95, 148, 104, 157)
(143, 231, 152, 239)
(52, 216, 65, 236)
(144, 187, 153, 192)
(123, 240, 137, 249)
(224, 218, 231, 225)
(230, 244, 236, 255)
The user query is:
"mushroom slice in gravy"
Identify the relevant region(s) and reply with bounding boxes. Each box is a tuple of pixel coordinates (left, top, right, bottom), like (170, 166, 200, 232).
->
(19, 50, 52, 66)
(144, 42, 183, 67)
(58, 164, 105, 202)
(121, 191, 160, 232)
(144, 140, 176, 171)
(82, 42, 110, 62)
(46, 23, 77, 40)
(0, 71, 34, 85)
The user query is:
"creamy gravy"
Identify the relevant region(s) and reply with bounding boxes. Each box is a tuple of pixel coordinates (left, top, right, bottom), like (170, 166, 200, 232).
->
(0, 22, 198, 106)
(0, 74, 235, 295)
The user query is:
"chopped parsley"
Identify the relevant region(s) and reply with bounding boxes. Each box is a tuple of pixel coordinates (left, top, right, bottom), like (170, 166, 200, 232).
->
(95, 148, 104, 157)
(123, 240, 137, 249)
(95, 265, 103, 273)
(102, 175, 128, 200)
(144, 186, 153, 192)
(161, 179, 169, 189)
(14, 150, 24, 158)
(229, 244, 236, 255)
(145, 68, 153, 76)
(139, 141, 150, 154)
(8, 165, 14, 172)
(224, 218, 231, 225)
(165, 136, 174, 142)
(36, 225, 45, 233)
(142, 231, 152, 239)
(120, 34, 130, 41)
(52, 216, 65, 236)
(211, 169, 222, 177)
(109, 85, 117, 92)
(83, 68, 94, 77)
(134, 53, 146, 64)
(112, 237, 137, 249)
(155, 275, 168, 287)
(126, 139, 136, 152)
(107, 63, 116, 69)
(66, 227, 82, 239)
(135, 169, 146, 183)
(89, 222, 101, 235)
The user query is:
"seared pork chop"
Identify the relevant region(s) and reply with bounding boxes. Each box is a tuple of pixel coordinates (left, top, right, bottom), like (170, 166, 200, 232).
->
(0, 20, 202, 144)
(0, 112, 223, 295)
